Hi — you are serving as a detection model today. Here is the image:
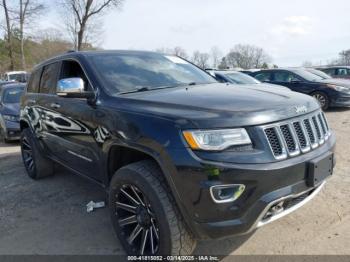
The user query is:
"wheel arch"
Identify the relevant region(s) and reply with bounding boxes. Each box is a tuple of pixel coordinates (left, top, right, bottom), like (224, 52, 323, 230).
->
(105, 143, 196, 235)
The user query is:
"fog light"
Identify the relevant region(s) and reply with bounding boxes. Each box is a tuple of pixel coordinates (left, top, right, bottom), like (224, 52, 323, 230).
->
(210, 184, 245, 203)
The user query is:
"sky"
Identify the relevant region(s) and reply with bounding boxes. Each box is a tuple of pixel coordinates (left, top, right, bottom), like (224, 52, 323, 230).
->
(43, 0, 350, 67)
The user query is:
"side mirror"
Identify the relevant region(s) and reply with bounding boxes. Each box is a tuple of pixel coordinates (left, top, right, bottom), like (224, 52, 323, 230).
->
(57, 78, 94, 99)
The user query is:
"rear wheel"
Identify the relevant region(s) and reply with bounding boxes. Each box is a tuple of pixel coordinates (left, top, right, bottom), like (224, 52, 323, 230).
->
(312, 91, 329, 110)
(109, 160, 196, 255)
(21, 128, 54, 179)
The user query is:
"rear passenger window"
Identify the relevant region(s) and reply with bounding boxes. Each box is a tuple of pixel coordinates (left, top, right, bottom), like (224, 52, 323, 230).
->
(39, 62, 60, 94)
(254, 72, 271, 82)
(27, 68, 42, 93)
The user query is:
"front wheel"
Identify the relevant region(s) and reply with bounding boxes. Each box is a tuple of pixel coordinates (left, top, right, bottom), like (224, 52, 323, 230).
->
(312, 91, 329, 110)
(109, 160, 197, 255)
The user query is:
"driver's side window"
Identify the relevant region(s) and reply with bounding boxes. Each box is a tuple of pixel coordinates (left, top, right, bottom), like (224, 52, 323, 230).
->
(274, 72, 300, 82)
(59, 60, 91, 91)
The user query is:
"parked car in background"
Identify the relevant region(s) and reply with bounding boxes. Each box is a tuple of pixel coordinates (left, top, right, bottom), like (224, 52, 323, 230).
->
(20, 50, 335, 255)
(0, 83, 26, 142)
(316, 66, 350, 79)
(2, 71, 28, 83)
(0, 80, 16, 88)
(250, 68, 350, 110)
(207, 70, 291, 91)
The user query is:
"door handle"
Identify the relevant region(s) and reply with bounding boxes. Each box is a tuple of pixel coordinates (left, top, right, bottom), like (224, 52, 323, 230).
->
(50, 103, 61, 109)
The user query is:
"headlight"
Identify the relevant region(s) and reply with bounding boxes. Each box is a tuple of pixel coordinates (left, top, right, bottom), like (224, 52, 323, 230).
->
(3, 115, 18, 122)
(326, 84, 350, 92)
(183, 128, 251, 151)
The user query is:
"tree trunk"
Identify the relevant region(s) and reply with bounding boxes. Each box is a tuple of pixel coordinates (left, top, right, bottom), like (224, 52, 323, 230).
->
(19, 0, 26, 70)
(2, 0, 15, 70)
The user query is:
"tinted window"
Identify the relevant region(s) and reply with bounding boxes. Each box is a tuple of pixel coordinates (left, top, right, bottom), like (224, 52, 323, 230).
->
(2, 87, 24, 103)
(322, 68, 336, 76)
(254, 72, 271, 82)
(214, 74, 227, 83)
(89, 53, 216, 94)
(60, 60, 91, 91)
(27, 68, 42, 93)
(273, 71, 300, 82)
(39, 62, 60, 93)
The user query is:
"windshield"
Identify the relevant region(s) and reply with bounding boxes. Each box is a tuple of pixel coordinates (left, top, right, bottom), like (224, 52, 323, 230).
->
(2, 87, 24, 103)
(293, 69, 324, 81)
(89, 53, 217, 94)
(306, 69, 332, 79)
(224, 72, 261, 84)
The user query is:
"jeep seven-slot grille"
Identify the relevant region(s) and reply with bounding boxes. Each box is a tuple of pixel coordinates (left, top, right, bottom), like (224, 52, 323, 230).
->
(263, 111, 330, 160)
(280, 125, 296, 152)
(264, 127, 283, 156)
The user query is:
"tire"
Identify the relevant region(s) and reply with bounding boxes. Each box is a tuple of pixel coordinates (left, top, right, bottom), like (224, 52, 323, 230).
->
(109, 160, 197, 255)
(312, 91, 329, 110)
(20, 128, 54, 179)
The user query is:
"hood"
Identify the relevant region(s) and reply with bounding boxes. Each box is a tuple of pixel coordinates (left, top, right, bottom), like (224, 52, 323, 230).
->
(318, 78, 350, 88)
(1, 103, 20, 116)
(255, 83, 291, 91)
(116, 83, 320, 128)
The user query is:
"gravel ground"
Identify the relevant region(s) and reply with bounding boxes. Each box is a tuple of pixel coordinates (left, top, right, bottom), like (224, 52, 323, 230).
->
(0, 108, 349, 256)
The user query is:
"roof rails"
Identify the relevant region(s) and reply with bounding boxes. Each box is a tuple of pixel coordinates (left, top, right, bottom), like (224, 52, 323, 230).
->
(66, 50, 76, 53)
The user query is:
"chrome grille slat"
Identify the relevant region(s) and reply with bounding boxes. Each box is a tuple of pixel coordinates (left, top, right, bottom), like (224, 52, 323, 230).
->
(263, 110, 330, 160)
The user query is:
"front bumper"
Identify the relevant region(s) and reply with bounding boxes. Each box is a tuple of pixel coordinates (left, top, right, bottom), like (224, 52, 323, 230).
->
(167, 134, 336, 239)
(330, 93, 350, 107)
(1, 120, 20, 140)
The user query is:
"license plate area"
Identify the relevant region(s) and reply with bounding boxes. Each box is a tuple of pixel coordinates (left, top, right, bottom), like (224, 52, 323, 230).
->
(307, 152, 334, 187)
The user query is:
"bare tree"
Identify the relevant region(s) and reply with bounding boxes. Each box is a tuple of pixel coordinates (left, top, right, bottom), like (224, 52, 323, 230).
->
(302, 60, 313, 67)
(1, 0, 15, 70)
(339, 49, 350, 66)
(209, 46, 223, 68)
(173, 46, 188, 59)
(191, 51, 210, 69)
(218, 57, 228, 70)
(226, 44, 271, 69)
(61, 0, 123, 51)
(155, 46, 189, 59)
(17, 0, 44, 69)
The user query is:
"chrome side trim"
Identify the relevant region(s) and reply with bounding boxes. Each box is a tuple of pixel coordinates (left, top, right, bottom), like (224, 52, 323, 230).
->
(256, 181, 325, 228)
(67, 150, 93, 162)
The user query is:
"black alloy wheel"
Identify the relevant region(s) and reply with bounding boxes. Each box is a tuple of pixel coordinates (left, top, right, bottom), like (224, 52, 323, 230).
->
(115, 184, 160, 255)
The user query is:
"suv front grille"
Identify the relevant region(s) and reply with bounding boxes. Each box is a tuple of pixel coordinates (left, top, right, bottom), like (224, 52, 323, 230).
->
(263, 111, 330, 160)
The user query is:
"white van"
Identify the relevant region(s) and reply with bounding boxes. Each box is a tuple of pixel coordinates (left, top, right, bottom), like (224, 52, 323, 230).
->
(3, 71, 28, 82)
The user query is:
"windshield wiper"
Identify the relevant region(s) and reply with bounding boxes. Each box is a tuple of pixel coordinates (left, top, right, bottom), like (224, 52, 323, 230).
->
(119, 82, 206, 95)
(118, 87, 151, 95)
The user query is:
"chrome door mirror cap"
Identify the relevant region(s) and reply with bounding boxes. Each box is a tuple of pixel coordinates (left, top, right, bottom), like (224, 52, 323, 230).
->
(57, 78, 84, 95)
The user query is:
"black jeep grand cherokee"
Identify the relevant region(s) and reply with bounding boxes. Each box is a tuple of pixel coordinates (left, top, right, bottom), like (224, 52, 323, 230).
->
(20, 51, 336, 255)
